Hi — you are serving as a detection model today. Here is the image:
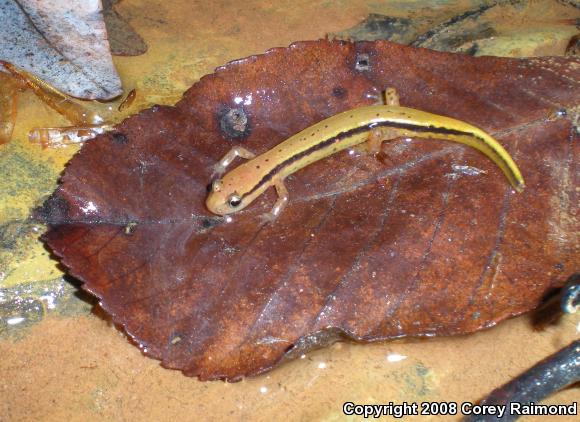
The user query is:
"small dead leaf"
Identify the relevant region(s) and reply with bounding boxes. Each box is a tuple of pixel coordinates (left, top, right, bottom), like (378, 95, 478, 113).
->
(103, 0, 148, 57)
(330, 14, 416, 44)
(118, 89, 137, 112)
(0, 0, 122, 100)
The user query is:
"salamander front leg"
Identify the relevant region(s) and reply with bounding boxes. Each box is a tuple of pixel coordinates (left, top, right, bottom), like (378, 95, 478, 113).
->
(259, 181, 289, 224)
(212, 146, 256, 177)
(369, 87, 401, 106)
(383, 87, 400, 106)
(371, 87, 401, 106)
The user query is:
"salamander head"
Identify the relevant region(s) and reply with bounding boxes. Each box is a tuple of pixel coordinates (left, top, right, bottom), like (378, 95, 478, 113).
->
(206, 177, 248, 215)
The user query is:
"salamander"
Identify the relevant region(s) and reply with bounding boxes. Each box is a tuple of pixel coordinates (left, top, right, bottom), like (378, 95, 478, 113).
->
(206, 88, 524, 221)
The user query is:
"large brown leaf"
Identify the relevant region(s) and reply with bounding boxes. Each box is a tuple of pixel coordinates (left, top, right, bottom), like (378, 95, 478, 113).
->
(40, 40, 579, 381)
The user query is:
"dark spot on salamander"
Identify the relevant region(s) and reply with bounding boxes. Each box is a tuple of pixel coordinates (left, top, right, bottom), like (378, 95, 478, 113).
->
(111, 132, 128, 145)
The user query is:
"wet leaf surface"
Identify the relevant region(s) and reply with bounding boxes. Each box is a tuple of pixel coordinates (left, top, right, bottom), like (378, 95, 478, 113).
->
(41, 40, 579, 381)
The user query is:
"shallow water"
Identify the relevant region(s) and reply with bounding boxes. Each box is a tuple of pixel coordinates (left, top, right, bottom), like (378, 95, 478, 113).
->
(1, 1, 578, 420)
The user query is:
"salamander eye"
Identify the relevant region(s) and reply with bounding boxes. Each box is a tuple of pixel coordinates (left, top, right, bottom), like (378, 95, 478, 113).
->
(228, 195, 242, 208)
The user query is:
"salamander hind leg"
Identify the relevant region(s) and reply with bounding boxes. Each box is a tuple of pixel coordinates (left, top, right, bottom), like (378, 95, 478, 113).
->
(212, 146, 256, 177)
(362, 127, 400, 155)
(259, 181, 289, 224)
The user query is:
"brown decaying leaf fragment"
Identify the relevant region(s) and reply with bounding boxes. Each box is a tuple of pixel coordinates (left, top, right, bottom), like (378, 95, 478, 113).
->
(1, 62, 106, 126)
(1, 61, 115, 148)
(28, 125, 113, 149)
(118, 89, 137, 112)
(40, 40, 579, 381)
(102, 0, 148, 57)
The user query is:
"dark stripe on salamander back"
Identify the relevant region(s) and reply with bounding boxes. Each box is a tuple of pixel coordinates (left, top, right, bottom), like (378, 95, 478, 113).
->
(241, 120, 498, 199)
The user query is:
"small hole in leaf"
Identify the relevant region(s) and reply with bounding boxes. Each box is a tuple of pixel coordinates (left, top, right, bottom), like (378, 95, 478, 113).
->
(202, 218, 218, 229)
(219, 106, 250, 139)
(111, 132, 128, 145)
(332, 86, 347, 98)
(355, 54, 370, 71)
